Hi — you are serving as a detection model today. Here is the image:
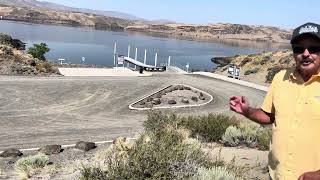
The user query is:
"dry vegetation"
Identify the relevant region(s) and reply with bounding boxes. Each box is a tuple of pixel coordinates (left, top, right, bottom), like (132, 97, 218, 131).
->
(213, 50, 295, 85)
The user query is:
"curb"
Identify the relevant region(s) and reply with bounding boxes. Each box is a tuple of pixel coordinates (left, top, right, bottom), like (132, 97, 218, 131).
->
(129, 84, 214, 111)
(0, 138, 137, 154)
(192, 72, 268, 92)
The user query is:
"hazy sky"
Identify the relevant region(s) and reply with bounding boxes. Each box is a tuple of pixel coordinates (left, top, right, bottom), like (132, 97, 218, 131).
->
(40, 0, 319, 29)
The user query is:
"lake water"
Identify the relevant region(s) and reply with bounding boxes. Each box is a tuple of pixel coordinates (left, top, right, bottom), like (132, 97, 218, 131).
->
(0, 20, 289, 71)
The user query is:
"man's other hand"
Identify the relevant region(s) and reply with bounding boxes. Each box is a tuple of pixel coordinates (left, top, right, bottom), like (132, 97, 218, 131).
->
(298, 170, 320, 180)
(229, 96, 249, 115)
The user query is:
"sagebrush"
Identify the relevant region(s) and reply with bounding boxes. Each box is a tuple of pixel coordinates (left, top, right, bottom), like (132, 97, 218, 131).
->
(15, 153, 49, 178)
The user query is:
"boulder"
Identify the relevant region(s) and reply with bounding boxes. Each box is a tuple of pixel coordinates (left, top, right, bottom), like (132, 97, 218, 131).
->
(39, 145, 62, 155)
(155, 93, 162, 98)
(0, 148, 23, 157)
(191, 96, 198, 102)
(75, 141, 96, 151)
(175, 85, 184, 90)
(139, 101, 146, 105)
(146, 97, 153, 102)
(145, 102, 153, 108)
(152, 98, 161, 105)
(199, 96, 206, 100)
(181, 98, 189, 104)
(168, 99, 177, 105)
(184, 86, 191, 90)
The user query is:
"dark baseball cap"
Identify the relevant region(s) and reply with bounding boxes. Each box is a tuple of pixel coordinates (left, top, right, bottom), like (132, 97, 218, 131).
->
(291, 22, 320, 44)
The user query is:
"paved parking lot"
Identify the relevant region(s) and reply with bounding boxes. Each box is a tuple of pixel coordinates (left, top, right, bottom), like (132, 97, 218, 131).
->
(0, 74, 266, 150)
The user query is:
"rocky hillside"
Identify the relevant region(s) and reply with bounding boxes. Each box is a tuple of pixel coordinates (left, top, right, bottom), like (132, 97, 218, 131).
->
(0, 3, 292, 43)
(212, 50, 295, 86)
(0, 33, 60, 76)
(126, 23, 292, 43)
(0, 4, 133, 30)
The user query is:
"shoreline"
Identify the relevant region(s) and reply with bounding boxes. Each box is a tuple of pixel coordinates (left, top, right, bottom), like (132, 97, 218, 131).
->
(1, 19, 291, 47)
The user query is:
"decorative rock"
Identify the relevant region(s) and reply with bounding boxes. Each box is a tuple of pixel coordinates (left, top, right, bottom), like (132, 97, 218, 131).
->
(199, 96, 206, 100)
(191, 96, 198, 102)
(0, 148, 22, 157)
(165, 88, 173, 93)
(184, 86, 191, 90)
(152, 98, 161, 105)
(155, 93, 162, 98)
(181, 98, 189, 104)
(174, 85, 183, 90)
(145, 102, 153, 108)
(140, 101, 146, 105)
(39, 145, 62, 155)
(200, 92, 204, 97)
(75, 141, 96, 151)
(168, 99, 177, 105)
(146, 97, 153, 102)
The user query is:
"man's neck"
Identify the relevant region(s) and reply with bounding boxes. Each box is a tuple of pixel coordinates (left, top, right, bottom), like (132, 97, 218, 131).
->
(298, 68, 320, 82)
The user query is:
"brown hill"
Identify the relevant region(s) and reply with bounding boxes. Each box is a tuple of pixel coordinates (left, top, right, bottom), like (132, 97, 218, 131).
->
(126, 23, 292, 43)
(0, 4, 133, 30)
(212, 50, 295, 86)
(0, 4, 292, 43)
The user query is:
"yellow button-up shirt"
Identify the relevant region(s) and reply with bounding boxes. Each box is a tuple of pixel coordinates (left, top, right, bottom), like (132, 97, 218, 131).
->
(262, 69, 320, 180)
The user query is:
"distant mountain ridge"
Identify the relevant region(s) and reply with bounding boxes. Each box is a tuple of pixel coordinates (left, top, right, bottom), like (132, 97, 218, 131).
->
(0, 0, 292, 43)
(0, 0, 144, 20)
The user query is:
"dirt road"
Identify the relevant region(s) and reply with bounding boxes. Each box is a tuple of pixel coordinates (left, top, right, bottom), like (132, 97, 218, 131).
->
(0, 74, 266, 151)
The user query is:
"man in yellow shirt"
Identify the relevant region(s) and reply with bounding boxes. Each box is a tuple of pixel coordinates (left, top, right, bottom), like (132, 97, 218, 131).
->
(230, 22, 320, 180)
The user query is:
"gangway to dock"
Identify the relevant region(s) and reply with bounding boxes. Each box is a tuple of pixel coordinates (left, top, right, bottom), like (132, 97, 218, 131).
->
(114, 42, 189, 73)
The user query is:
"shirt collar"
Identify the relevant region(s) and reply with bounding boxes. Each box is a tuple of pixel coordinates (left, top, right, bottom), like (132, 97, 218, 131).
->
(289, 68, 320, 83)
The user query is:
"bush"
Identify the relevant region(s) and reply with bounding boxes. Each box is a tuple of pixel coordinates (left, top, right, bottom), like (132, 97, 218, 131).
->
(193, 166, 237, 180)
(257, 128, 272, 150)
(179, 113, 239, 142)
(81, 126, 209, 179)
(143, 111, 180, 132)
(221, 126, 242, 147)
(244, 68, 259, 75)
(36, 61, 54, 73)
(15, 153, 49, 178)
(265, 66, 285, 83)
(27, 43, 50, 61)
(239, 122, 259, 148)
(221, 122, 271, 150)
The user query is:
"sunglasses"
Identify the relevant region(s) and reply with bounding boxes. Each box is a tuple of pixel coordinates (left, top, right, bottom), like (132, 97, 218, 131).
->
(292, 45, 320, 54)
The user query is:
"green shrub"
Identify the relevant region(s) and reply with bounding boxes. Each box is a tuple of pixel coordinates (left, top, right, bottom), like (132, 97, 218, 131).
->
(239, 122, 259, 148)
(27, 43, 50, 61)
(257, 128, 272, 150)
(193, 166, 237, 180)
(15, 153, 49, 178)
(80, 166, 106, 180)
(143, 110, 179, 133)
(179, 113, 239, 142)
(221, 126, 242, 147)
(265, 66, 285, 83)
(81, 126, 209, 179)
(36, 61, 54, 73)
(244, 68, 259, 75)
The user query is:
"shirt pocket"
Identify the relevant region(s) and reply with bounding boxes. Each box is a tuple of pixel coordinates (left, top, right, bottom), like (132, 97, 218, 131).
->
(309, 96, 320, 120)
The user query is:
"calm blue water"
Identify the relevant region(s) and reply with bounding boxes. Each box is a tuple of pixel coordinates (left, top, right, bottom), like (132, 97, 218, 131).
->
(0, 20, 288, 71)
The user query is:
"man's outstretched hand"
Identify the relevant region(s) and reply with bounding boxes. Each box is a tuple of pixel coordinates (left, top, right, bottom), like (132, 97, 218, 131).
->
(229, 96, 249, 115)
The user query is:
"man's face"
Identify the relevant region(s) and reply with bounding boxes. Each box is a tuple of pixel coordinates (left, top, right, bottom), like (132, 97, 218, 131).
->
(292, 36, 320, 74)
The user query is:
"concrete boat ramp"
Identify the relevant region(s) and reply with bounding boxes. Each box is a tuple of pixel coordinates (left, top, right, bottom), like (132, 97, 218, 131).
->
(58, 67, 153, 77)
(58, 66, 188, 77)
